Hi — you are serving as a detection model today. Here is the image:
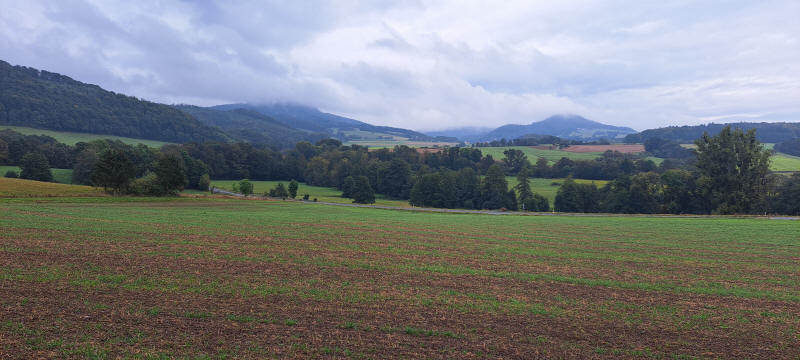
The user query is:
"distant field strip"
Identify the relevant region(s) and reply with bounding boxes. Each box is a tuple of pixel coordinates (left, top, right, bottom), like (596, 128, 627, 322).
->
(478, 146, 605, 163)
(0, 166, 74, 184)
(1, 197, 798, 358)
(0, 125, 172, 147)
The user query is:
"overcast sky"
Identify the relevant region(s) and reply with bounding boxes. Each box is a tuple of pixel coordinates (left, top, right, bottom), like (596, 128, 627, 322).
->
(1, 1, 798, 131)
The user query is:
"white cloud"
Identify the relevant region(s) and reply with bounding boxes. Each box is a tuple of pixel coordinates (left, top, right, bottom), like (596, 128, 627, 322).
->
(0, 0, 798, 132)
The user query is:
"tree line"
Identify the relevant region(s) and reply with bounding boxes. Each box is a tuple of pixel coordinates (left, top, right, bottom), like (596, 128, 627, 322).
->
(2, 126, 798, 214)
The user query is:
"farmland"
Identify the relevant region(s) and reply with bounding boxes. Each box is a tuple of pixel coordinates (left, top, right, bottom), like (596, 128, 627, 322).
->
(208, 180, 409, 207)
(477, 146, 603, 163)
(1, 195, 799, 358)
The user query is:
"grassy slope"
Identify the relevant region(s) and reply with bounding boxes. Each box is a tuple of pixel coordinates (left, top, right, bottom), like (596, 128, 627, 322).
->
(0, 177, 101, 197)
(210, 178, 609, 210)
(477, 146, 604, 163)
(507, 177, 609, 208)
(209, 180, 409, 207)
(0, 125, 171, 147)
(771, 153, 800, 172)
(0, 166, 73, 184)
(0, 197, 797, 358)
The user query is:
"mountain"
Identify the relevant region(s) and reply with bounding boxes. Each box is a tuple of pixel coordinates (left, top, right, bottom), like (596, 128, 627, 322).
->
(212, 103, 433, 142)
(425, 126, 493, 141)
(625, 122, 800, 144)
(475, 115, 635, 142)
(0, 60, 230, 143)
(174, 105, 328, 149)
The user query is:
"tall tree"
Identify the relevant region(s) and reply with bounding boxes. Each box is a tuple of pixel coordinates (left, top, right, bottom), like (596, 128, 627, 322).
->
(695, 126, 772, 214)
(20, 152, 53, 182)
(378, 159, 412, 198)
(288, 179, 299, 199)
(351, 176, 375, 204)
(155, 152, 187, 194)
(71, 149, 98, 185)
(502, 149, 529, 175)
(480, 164, 514, 209)
(772, 173, 800, 215)
(92, 149, 135, 194)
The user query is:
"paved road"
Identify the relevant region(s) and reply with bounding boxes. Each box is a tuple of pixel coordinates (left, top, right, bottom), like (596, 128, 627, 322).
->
(210, 187, 799, 220)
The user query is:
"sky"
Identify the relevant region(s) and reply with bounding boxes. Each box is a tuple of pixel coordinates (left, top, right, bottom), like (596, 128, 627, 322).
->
(1, 0, 798, 132)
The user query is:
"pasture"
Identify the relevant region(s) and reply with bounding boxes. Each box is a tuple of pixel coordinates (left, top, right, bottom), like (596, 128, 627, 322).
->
(771, 153, 800, 172)
(0, 125, 171, 148)
(0, 166, 74, 184)
(477, 146, 605, 163)
(1, 195, 798, 358)
(208, 179, 410, 207)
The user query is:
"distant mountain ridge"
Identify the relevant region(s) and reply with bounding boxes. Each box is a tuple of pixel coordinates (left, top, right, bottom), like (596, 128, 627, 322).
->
(435, 115, 635, 142)
(212, 103, 434, 142)
(174, 105, 328, 149)
(625, 122, 800, 144)
(0, 60, 230, 143)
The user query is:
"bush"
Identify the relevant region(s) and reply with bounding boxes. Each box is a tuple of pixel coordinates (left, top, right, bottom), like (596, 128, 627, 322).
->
(129, 173, 168, 196)
(302, 194, 309, 200)
(239, 179, 253, 196)
(197, 174, 210, 191)
(4, 170, 18, 178)
(268, 183, 289, 199)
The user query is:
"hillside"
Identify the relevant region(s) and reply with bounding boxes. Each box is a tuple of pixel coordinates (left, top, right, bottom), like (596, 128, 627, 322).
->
(0, 60, 230, 143)
(625, 122, 800, 144)
(213, 103, 433, 142)
(174, 105, 328, 149)
(472, 115, 635, 142)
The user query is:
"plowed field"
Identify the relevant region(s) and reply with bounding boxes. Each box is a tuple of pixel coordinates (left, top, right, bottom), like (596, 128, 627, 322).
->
(1, 197, 798, 359)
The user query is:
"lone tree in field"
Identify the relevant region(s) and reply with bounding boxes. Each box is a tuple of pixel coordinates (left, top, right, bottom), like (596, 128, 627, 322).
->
(288, 179, 299, 199)
(351, 175, 375, 204)
(92, 149, 135, 194)
(695, 126, 771, 214)
(239, 179, 254, 196)
(20, 152, 53, 182)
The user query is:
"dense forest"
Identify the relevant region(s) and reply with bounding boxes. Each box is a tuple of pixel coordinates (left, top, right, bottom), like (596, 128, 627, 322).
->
(3, 125, 797, 215)
(0, 60, 230, 143)
(174, 105, 328, 150)
(625, 122, 800, 144)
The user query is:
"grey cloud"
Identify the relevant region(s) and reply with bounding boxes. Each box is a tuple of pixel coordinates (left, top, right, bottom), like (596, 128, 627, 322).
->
(0, 0, 797, 131)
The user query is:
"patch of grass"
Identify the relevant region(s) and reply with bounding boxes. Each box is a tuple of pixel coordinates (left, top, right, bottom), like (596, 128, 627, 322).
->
(184, 312, 212, 319)
(0, 125, 171, 147)
(477, 146, 604, 163)
(0, 177, 102, 197)
(208, 180, 408, 207)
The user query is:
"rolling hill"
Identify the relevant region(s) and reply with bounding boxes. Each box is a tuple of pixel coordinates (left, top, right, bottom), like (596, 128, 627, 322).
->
(0, 60, 230, 143)
(174, 105, 328, 149)
(479, 115, 635, 142)
(434, 115, 636, 142)
(212, 103, 434, 142)
(625, 122, 800, 144)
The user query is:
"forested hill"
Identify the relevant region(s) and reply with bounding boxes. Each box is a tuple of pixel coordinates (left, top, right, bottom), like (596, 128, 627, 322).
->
(212, 103, 433, 141)
(174, 105, 328, 149)
(625, 122, 800, 143)
(0, 60, 230, 143)
(476, 115, 636, 142)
